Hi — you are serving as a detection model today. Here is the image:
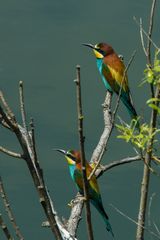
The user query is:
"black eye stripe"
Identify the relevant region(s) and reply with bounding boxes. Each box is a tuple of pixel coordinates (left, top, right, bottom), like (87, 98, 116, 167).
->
(66, 153, 76, 161)
(95, 48, 105, 56)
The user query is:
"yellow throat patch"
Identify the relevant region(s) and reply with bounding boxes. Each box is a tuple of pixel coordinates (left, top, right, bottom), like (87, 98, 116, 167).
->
(93, 44, 103, 58)
(93, 49, 103, 59)
(66, 156, 75, 165)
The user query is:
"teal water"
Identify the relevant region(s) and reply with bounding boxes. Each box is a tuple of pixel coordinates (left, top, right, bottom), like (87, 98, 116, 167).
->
(0, 1, 160, 239)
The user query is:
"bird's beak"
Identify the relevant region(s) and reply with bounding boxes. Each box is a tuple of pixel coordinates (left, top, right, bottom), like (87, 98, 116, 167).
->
(53, 148, 67, 155)
(82, 43, 95, 49)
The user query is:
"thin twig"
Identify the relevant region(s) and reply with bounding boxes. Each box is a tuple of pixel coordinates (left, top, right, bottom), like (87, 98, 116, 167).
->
(0, 177, 24, 240)
(140, 18, 147, 56)
(146, 0, 157, 66)
(147, 0, 157, 97)
(19, 82, 35, 161)
(19, 81, 28, 132)
(133, 16, 160, 51)
(153, 222, 160, 236)
(0, 91, 15, 122)
(110, 204, 160, 239)
(75, 65, 94, 240)
(0, 105, 17, 131)
(0, 146, 22, 159)
(148, 193, 156, 229)
(0, 114, 11, 130)
(95, 155, 141, 178)
(30, 118, 38, 164)
(0, 214, 14, 240)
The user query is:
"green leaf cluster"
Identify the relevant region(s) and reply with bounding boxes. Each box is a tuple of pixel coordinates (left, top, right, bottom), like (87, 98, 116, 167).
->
(116, 120, 160, 150)
(142, 50, 160, 85)
(146, 98, 160, 113)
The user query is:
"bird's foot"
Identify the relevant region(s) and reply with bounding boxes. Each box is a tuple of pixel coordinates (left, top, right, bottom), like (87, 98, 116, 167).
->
(67, 199, 75, 208)
(78, 196, 86, 201)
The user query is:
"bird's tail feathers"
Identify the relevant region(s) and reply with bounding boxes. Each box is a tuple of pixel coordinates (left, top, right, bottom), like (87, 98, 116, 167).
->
(120, 93, 140, 130)
(91, 200, 114, 238)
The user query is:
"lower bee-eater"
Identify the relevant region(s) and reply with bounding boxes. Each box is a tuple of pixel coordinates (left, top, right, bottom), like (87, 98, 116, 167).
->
(56, 149, 114, 237)
(83, 42, 138, 121)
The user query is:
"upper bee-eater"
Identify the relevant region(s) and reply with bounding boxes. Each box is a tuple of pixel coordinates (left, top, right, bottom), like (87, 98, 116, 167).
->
(56, 149, 114, 237)
(83, 42, 138, 121)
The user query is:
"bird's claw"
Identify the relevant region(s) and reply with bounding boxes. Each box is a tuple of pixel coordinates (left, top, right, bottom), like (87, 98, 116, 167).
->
(67, 199, 75, 207)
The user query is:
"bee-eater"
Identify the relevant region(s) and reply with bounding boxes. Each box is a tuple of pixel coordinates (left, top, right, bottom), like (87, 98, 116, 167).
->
(83, 42, 138, 121)
(56, 149, 114, 237)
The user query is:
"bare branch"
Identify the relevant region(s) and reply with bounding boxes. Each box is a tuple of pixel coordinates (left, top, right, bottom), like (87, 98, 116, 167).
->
(133, 16, 160, 51)
(153, 222, 160, 236)
(30, 118, 38, 164)
(75, 65, 94, 240)
(19, 82, 34, 159)
(0, 177, 24, 240)
(148, 192, 156, 229)
(0, 91, 16, 122)
(0, 113, 11, 130)
(146, 0, 157, 65)
(0, 104, 17, 131)
(0, 146, 22, 159)
(95, 155, 141, 178)
(67, 193, 84, 237)
(146, 0, 157, 97)
(19, 81, 28, 132)
(139, 18, 147, 56)
(89, 91, 113, 171)
(0, 213, 14, 240)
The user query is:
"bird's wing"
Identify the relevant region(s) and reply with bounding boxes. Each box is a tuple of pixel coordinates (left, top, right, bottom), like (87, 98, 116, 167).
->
(86, 164, 100, 196)
(73, 168, 83, 191)
(102, 54, 129, 94)
(74, 163, 102, 202)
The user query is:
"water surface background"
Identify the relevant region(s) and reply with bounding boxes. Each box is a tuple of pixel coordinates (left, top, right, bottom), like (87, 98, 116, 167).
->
(0, 1, 160, 239)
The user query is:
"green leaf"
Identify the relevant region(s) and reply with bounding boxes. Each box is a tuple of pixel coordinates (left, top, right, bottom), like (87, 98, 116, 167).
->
(146, 98, 160, 104)
(148, 103, 160, 113)
(154, 66, 160, 72)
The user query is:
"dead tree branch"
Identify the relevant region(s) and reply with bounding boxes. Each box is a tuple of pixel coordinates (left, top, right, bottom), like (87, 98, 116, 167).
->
(0, 213, 14, 240)
(67, 193, 84, 236)
(0, 146, 22, 159)
(95, 155, 141, 178)
(146, 0, 157, 66)
(0, 176, 24, 240)
(0, 83, 77, 240)
(89, 91, 113, 179)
